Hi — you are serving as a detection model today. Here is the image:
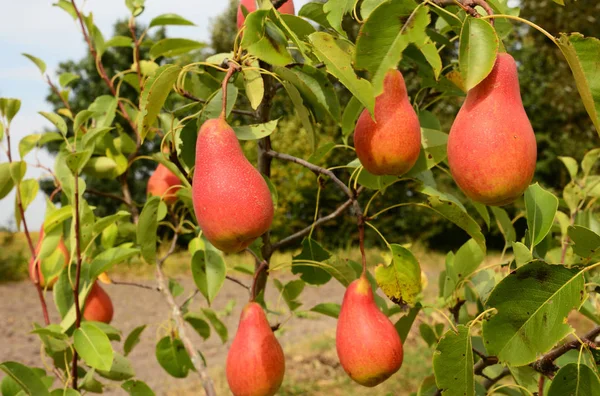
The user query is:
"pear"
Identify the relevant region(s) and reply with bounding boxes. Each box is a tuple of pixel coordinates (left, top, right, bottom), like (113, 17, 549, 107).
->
(237, 0, 295, 30)
(28, 227, 69, 289)
(83, 282, 114, 324)
(147, 164, 181, 204)
(447, 53, 537, 206)
(192, 118, 273, 253)
(226, 302, 285, 396)
(353, 69, 421, 176)
(336, 275, 403, 387)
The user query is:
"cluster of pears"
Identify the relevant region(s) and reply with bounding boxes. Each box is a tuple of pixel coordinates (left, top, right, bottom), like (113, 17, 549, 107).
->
(354, 52, 536, 206)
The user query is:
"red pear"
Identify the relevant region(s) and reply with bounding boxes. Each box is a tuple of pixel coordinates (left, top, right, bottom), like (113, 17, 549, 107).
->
(192, 118, 273, 253)
(147, 164, 181, 204)
(237, 0, 295, 30)
(226, 302, 285, 396)
(28, 227, 69, 289)
(354, 69, 421, 176)
(83, 282, 114, 324)
(447, 53, 537, 206)
(336, 275, 403, 387)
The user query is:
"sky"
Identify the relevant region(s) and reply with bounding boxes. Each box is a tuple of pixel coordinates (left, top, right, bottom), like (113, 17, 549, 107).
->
(0, 0, 309, 230)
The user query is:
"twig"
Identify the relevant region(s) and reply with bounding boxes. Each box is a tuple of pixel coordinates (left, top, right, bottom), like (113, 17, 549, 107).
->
(70, 167, 84, 390)
(539, 375, 545, 396)
(111, 280, 158, 291)
(155, 235, 217, 396)
(449, 298, 466, 323)
(178, 88, 256, 118)
(128, 17, 143, 90)
(483, 368, 510, 390)
(85, 188, 130, 205)
(429, 0, 494, 24)
(226, 275, 251, 291)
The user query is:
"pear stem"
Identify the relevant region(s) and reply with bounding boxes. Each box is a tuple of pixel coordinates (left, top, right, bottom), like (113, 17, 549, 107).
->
(220, 62, 241, 120)
(358, 215, 367, 276)
(251, 261, 269, 301)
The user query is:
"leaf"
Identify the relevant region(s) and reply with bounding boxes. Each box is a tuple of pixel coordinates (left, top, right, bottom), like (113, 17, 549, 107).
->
(361, 0, 389, 19)
(280, 81, 316, 150)
(73, 322, 114, 371)
(138, 64, 181, 141)
(88, 247, 140, 280)
(482, 261, 585, 365)
(568, 226, 600, 262)
(149, 13, 195, 28)
(341, 96, 363, 143)
(22, 53, 46, 74)
(0, 98, 21, 123)
(406, 128, 449, 176)
(123, 325, 146, 357)
(97, 352, 135, 381)
(582, 148, 600, 178)
(39, 111, 67, 136)
(16, 179, 39, 228)
(190, 249, 226, 304)
(122, 379, 155, 396)
(10, 161, 26, 184)
(512, 241, 533, 267)
(243, 60, 264, 110)
(395, 303, 422, 341)
(309, 32, 375, 115)
(59, 72, 80, 88)
(559, 156, 579, 180)
(0, 362, 51, 396)
(459, 18, 499, 90)
(557, 33, 600, 135)
(150, 38, 204, 59)
(453, 238, 485, 282)
(525, 183, 559, 248)
(375, 244, 422, 305)
(274, 279, 305, 311)
(19, 134, 42, 159)
(184, 313, 211, 340)
(155, 336, 193, 378)
(0, 163, 14, 200)
(241, 10, 294, 66)
(292, 238, 333, 285)
(310, 303, 341, 318)
(201, 308, 228, 343)
(104, 35, 133, 49)
(548, 363, 600, 396)
(472, 202, 491, 229)
(137, 196, 160, 264)
(323, 0, 354, 34)
(490, 207, 516, 246)
(233, 119, 278, 140)
(89, 96, 117, 128)
(432, 326, 474, 396)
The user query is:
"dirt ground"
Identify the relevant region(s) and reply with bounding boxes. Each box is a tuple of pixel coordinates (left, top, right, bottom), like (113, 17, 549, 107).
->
(0, 275, 349, 395)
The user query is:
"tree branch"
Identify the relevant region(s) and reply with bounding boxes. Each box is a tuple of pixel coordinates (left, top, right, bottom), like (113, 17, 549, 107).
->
(111, 280, 158, 291)
(155, 235, 217, 396)
(484, 368, 510, 390)
(85, 188, 129, 205)
(429, 0, 494, 23)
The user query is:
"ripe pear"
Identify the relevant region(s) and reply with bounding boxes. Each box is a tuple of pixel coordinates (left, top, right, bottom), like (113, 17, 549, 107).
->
(28, 227, 69, 289)
(354, 69, 421, 176)
(447, 53, 537, 206)
(147, 164, 181, 204)
(336, 275, 403, 387)
(83, 282, 114, 324)
(226, 302, 285, 396)
(237, 0, 295, 30)
(192, 118, 273, 253)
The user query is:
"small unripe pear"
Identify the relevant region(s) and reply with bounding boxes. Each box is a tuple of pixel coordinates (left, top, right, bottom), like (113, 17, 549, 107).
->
(237, 0, 295, 30)
(353, 69, 421, 176)
(147, 164, 181, 204)
(226, 302, 285, 396)
(192, 118, 273, 253)
(83, 282, 114, 324)
(447, 53, 537, 206)
(336, 275, 403, 387)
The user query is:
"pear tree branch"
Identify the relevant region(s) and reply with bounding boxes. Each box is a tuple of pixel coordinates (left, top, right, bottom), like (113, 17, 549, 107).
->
(429, 0, 494, 22)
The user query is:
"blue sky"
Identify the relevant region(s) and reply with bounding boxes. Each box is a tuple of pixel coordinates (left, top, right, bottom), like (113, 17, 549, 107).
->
(0, 0, 309, 230)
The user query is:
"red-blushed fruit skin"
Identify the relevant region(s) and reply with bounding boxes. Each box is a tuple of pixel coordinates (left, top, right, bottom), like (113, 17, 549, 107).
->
(226, 302, 285, 396)
(192, 118, 274, 253)
(353, 69, 421, 176)
(447, 53, 537, 206)
(336, 275, 404, 387)
(83, 282, 114, 324)
(28, 227, 69, 289)
(237, 0, 295, 30)
(147, 164, 181, 204)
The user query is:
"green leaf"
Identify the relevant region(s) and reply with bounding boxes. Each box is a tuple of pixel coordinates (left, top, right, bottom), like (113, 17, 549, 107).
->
(274, 279, 305, 311)
(0, 163, 14, 199)
(233, 119, 278, 140)
(138, 64, 181, 141)
(137, 196, 160, 264)
(309, 32, 375, 115)
(551, 0, 565, 5)
(59, 72, 80, 88)
(155, 336, 193, 378)
(125, 0, 145, 16)
(242, 60, 264, 110)
(490, 207, 516, 246)
(395, 303, 422, 341)
(472, 202, 491, 229)
(280, 81, 316, 151)
(568, 226, 600, 262)
(323, 0, 354, 34)
(16, 179, 39, 228)
(73, 110, 95, 135)
(168, 278, 184, 297)
(361, 0, 389, 19)
(150, 38, 204, 59)
(122, 380, 155, 396)
(198, 84, 238, 125)
(261, 174, 278, 210)
(548, 363, 600, 396)
(559, 156, 579, 180)
(241, 11, 294, 66)
(39, 111, 67, 136)
(183, 313, 211, 340)
(201, 308, 228, 343)
(0, 98, 21, 124)
(512, 241, 533, 267)
(292, 238, 333, 285)
(81, 127, 113, 149)
(482, 261, 584, 365)
(525, 183, 559, 248)
(190, 248, 226, 305)
(582, 148, 600, 178)
(89, 96, 117, 128)
(104, 35, 133, 49)
(22, 53, 47, 74)
(0, 362, 51, 396)
(406, 128, 449, 176)
(66, 150, 93, 174)
(124, 325, 147, 356)
(459, 18, 499, 91)
(88, 247, 140, 279)
(432, 326, 474, 396)
(50, 389, 80, 396)
(73, 322, 114, 371)
(375, 244, 422, 305)
(97, 352, 135, 381)
(149, 13, 195, 28)
(310, 303, 341, 318)
(557, 33, 600, 135)
(9, 161, 26, 184)
(19, 134, 42, 158)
